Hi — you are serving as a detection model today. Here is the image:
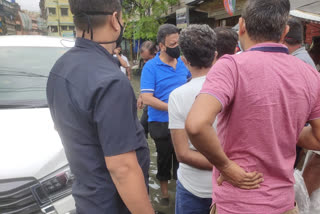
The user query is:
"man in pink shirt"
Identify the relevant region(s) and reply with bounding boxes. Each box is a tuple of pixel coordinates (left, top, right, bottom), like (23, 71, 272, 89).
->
(185, 0, 320, 213)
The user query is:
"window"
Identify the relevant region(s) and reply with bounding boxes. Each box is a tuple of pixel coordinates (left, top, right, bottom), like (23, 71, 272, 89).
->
(50, 26, 58, 33)
(61, 8, 68, 16)
(48, 8, 56, 16)
(61, 26, 68, 31)
(69, 26, 75, 31)
(0, 46, 70, 104)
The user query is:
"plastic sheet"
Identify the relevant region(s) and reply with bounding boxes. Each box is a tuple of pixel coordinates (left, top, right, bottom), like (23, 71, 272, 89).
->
(309, 186, 320, 213)
(294, 170, 310, 214)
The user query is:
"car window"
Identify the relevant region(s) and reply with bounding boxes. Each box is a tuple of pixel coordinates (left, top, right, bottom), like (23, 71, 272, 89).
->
(0, 47, 69, 108)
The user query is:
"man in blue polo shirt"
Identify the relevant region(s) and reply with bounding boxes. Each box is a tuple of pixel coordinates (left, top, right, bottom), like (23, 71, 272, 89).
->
(140, 24, 191, 205)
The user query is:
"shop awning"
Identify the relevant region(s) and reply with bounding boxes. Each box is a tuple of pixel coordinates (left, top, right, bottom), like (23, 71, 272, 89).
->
(289, 0, 320, 23)
(290, 10, 320, 24)
(18, 12, 32, 31)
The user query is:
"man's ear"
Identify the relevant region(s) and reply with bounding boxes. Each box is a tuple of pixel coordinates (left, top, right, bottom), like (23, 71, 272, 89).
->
(110, 12, 120, 31)
(212, 51, 218, 65)
(159, 43, 166, 52)
(238, 17, 246, 37)
(234, 47, 238, 54)
(280, 25, 290, 43)
(181, 56, 189, 66)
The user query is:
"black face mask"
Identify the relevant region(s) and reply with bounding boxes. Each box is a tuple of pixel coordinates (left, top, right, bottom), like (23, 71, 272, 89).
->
(165, 46, 180, 59)
(114, 18, 124, 47)
(74, 11, 124, 46)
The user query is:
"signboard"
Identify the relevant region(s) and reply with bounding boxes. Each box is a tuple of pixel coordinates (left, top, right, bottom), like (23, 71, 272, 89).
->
(224, 0, 236, 16)
(176, 7, 189, 29)
(62, 31, 74, 38)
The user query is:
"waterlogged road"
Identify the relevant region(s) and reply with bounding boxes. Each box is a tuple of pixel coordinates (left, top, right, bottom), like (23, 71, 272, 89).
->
(131, 74, 176, 214)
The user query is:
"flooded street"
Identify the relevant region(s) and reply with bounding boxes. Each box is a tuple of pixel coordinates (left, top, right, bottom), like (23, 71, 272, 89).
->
(131, 74, 176, 214)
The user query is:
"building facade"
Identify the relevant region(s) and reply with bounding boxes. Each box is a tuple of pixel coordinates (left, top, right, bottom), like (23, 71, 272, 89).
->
(164, 0, 246, 29)
(0, 0, 20, 35)
(40, 0, 74, 37)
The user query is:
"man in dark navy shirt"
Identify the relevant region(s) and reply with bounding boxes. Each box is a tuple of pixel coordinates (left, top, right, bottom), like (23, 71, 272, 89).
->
(46, 0, 154, 213)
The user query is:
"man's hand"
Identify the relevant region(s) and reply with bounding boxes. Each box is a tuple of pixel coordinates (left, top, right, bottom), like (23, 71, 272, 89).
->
(137, 95, 144, 109)
(114, 48, 120, 55)
(217, 160, 263, 190)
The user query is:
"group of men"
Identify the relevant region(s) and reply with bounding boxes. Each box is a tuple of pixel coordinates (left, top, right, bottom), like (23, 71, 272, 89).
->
(46, 0, 320, 214)
(138, 23, 239, 212)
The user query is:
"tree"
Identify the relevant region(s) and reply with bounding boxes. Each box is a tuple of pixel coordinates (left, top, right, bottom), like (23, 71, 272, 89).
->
(122, 0, 178, 61)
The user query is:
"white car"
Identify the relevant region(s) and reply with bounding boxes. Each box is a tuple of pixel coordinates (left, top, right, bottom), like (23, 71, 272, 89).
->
(0, 36, 76, 214)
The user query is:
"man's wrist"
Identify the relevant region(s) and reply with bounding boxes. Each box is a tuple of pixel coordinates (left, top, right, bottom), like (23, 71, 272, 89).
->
(216, 158, 232, 172)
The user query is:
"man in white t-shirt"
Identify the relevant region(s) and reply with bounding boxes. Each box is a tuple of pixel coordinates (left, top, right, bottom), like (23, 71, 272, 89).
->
(169, 25, 239, 213)
(114, 46, 131, 80)
(168, 25, 217, 214)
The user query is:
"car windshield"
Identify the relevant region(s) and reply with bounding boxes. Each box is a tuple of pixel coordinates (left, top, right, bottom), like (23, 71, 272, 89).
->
(0, 46, 70, 109)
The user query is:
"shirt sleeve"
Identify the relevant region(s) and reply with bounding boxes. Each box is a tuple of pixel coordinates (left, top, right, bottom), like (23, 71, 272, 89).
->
(168, 91, 185, 129)
(93, 77, 141, 157)
(309, 89, 320, 121)
(140, 64, 155, 94)
(200, 56, 238, 109)
(122, 55, 130, 66)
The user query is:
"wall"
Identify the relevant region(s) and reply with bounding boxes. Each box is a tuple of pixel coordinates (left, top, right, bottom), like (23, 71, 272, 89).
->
(305, 23, 320, 45)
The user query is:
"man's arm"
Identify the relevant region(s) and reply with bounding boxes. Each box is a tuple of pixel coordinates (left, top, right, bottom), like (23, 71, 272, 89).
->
(116, 54, 129, 69)
(185, 94, 263, 189)
(126, 67, 132, 80)
(171, 129, 212, 170)
(141, 93, 168, 111)
(302, 152, 320, 196)
(297, 118, 320, 150)
(105, 151, 154, 214)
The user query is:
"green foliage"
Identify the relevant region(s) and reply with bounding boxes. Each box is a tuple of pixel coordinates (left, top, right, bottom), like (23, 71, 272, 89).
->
(122, 0, 178, 41)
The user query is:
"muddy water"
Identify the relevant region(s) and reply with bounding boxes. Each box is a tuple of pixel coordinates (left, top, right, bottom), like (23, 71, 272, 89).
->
(131, 74, 176, 214)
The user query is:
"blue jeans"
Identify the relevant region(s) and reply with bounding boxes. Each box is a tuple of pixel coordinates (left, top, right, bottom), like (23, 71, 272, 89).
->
(175, 180, 212, 214)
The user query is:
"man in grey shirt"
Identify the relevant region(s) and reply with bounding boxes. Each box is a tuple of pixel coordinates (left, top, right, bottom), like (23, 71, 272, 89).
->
(284, 17, 316, 68)
(284, 17, 320, 213)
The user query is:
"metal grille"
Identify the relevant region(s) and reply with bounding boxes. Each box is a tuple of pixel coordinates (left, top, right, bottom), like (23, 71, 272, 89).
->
(0, 178, 41, 214)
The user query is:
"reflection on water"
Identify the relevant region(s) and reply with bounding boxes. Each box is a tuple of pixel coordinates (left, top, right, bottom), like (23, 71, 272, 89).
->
(131, 74, 176, 214)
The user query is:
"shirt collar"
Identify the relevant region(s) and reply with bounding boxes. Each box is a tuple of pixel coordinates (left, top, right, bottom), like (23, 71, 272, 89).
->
(247, 42, 289, 54)
(75, 37, 116, 62)
(292, 46, 306, 56)
(248, 42, 288, 51)
(190, 75, 206, 82)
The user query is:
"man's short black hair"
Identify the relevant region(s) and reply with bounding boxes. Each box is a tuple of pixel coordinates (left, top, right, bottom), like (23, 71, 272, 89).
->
(242, 0, 290, 42)
(214, 27, 238, 59)
(179, 24, 217, 68)
(69, 0, 122, 31)
(157, 24, 180, 45)
(285, 17, 303, 45)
